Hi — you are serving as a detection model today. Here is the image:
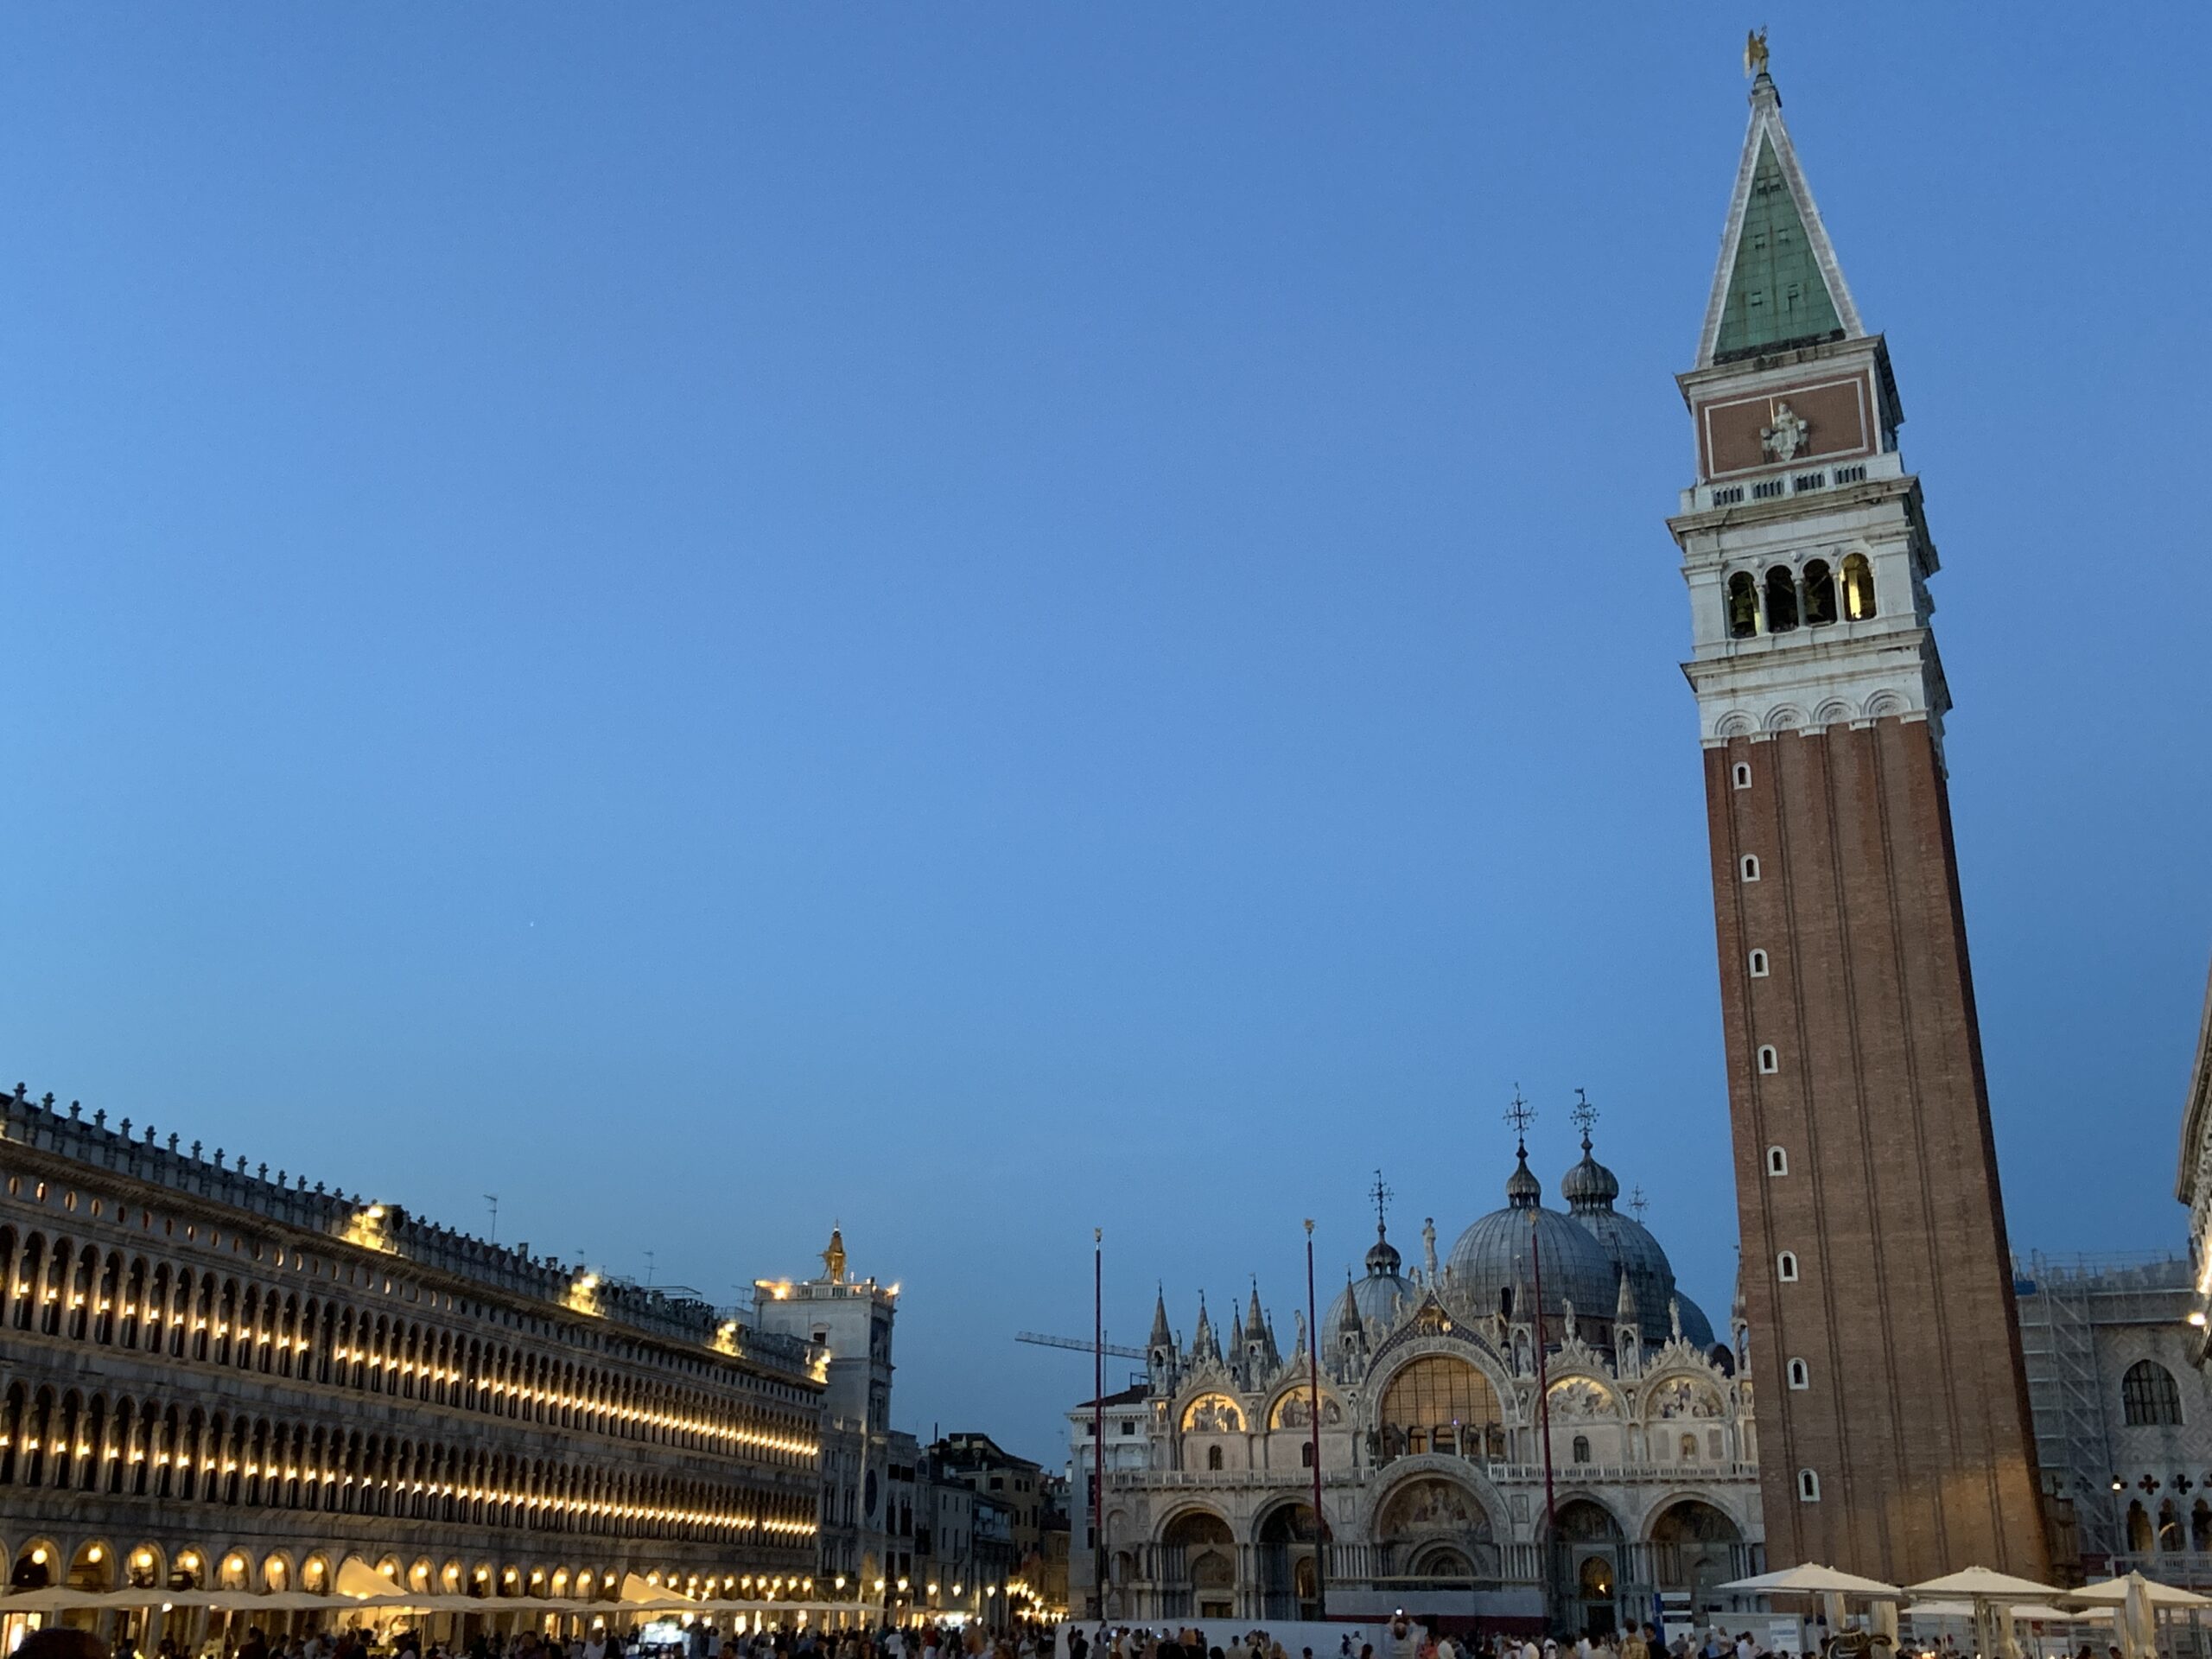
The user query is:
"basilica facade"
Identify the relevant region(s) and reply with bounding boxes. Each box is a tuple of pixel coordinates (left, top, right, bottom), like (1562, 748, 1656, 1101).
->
(1071, 1131, 1762, 1634)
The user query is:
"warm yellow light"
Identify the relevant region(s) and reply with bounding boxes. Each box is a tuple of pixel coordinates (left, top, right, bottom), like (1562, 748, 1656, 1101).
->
(30, 1548, 48, 1566)
(134, 1552, 153, 1570)
(87, 1547, 104, 1563)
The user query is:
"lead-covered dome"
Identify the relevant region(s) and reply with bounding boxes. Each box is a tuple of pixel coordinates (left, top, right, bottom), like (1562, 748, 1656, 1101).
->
(1447, 1145, 1618, 1331)
(1560, 1129, 1715, 1351)
(1325, 1223, 1414, 1353)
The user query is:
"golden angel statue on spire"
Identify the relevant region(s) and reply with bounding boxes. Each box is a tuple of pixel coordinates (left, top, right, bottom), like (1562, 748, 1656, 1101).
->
(1744, 27, 1770, 79)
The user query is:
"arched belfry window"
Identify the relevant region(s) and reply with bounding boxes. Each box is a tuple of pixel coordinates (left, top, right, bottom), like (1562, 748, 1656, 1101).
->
(1726, 573, 1759, 639)
(2122, 1360, 2183, 1427)
(1802, 559, 1838, 626)
(1840, 554, 1877, 620)
(1764, 567, 1799, 632)
(1777, 1251, 1799, 1283)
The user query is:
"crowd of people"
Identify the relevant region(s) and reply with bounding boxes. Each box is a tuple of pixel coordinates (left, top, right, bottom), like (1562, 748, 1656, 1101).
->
(14, 1618, 1059, 1659)
(1061, 1618, 2130, 1659)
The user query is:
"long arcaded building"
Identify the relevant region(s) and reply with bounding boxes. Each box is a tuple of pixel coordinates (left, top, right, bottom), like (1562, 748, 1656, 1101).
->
(0, 1086, 826, 1609)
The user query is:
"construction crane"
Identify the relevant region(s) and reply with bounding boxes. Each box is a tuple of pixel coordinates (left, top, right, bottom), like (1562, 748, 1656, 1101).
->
(1015, 1331, 1147, 1360)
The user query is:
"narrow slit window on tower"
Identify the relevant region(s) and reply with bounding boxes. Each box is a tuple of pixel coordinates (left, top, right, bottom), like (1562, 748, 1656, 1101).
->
(1749, 949, 1770, 977)
(1787, 1357, 1810, 1390)
(1777, 1250, 1799, 1282)
(1726, 571, 1759, 639)
(1758, 1045, 1779, 1074)
(1767, 1146, 1788, 1177)
(1740, 854, 1761, 882)
(1840, 553, 1877, 620)
(1797, 1468, 1821, 1503)
(1802, 558, 1838, 626)
(1764, 566, 1800, 632)
(1732, 761, 1751, 790)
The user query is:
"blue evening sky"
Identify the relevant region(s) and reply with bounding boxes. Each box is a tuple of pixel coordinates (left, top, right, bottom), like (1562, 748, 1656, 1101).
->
(3, 8, 2208, 1463)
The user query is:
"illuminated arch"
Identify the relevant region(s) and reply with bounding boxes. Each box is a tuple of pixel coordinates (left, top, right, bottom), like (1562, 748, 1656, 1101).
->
(1179, 1394, 1243, 1434)
(1375, 1354, 1506, 1460)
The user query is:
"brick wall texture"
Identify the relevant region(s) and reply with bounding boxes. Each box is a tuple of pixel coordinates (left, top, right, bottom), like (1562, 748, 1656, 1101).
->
(1705, 715, 2050, 1580)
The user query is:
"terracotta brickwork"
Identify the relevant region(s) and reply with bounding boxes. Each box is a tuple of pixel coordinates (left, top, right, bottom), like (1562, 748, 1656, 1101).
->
(1702, 717, 2049, 1580)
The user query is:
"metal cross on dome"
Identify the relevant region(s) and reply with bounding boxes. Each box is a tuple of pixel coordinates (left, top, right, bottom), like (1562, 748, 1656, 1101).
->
(1503, 1087, 1535, 1147)
(1368, 1170, 1394, 1233)
(1570, 1088, 1599, 1141)
(1630, 1185, 1649, 1221)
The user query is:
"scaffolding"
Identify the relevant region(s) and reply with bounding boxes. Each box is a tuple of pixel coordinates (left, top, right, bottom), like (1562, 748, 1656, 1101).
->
(2014, 1250, 2190, 1559)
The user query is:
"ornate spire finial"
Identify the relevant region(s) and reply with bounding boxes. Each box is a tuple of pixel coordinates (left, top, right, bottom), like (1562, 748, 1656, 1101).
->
(1368, 1169, 1394, 1236)
(1503, 1086, 1535, 1154)
(1630, 1184, 1649, 1221)
(1743, 26, 1769, 79)
(1569, 1087, 1598, 1151)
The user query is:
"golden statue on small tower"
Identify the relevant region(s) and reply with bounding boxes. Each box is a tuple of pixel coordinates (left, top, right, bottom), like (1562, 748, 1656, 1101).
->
(1744, 27, 1770, 79)
(822, 1224, 847, 1283)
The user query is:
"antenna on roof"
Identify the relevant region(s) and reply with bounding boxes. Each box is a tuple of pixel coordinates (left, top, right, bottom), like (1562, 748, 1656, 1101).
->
(484, 1194, 499, 1243)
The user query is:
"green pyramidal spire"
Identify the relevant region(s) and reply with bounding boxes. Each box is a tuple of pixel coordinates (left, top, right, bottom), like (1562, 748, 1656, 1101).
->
(1714, 136, 1843, 357)
(1697, 73, 1863, 367)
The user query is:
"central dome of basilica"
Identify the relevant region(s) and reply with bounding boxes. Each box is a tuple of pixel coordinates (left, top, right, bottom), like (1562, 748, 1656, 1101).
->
(1446, 1143, 1621, 1331)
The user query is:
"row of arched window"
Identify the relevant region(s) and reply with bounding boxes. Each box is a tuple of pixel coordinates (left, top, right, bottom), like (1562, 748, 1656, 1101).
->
(2126, 1496, 2212, 1554)
(0, 1380, 816, 1544)
(0, 1226, 811, 1461)
(1725, 555, 1876, 639)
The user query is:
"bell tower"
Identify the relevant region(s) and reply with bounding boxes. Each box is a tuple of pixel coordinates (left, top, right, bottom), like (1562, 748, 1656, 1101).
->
(1666, 67, 2051, 1580)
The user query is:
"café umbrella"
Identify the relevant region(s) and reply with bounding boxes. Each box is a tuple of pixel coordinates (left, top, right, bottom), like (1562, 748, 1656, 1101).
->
(1720, 1564, 1904, 1642)
(1906, 1567, 2073, 1659)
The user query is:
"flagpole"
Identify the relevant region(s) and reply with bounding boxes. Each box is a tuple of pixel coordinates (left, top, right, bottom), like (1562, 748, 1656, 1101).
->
(1305, 1217, 1327, 1619)
(1092, 1227, 1106, 1622)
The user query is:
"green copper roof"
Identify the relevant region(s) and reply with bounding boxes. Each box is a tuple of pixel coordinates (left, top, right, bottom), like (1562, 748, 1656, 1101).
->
(1713, 136, 1843, 359)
